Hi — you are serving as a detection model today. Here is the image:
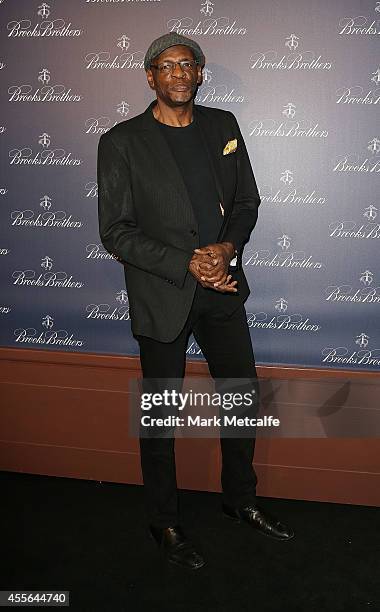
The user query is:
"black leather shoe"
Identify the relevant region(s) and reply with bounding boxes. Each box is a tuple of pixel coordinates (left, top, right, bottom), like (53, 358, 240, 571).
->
(222, 503, 294, 541)
(149, 525, 206, 570)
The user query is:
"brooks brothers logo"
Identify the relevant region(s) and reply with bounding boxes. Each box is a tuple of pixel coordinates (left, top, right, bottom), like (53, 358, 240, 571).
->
(9, 132, 82, 166)
(195, 65, 244, 104)
(85, 0, 161, 3)
(246, 298, 321, 332)
(7, 2, 82, 38)
(8, 68, 82, 103)
(325, 270, 380, 305)
(167, 0, 247, 37)
(86, 243, 119, 261)
(336, 67, 380, 105)
(329, 205, 380, 240)
(10, 194, 83, 229)
(0, 247, 9, 255)
(338, 3, 380, 36)
(186, 340, 203, 355)
(260, 169, 326, 207)
(85, 101, 130, 135)
(0, 187, 8, 195)
(85, 290, 130, 322)
(248, 103, 329, 139)
(14, 315, 84, 347)
(332, 138, 380, 174)
(322, 334, 380, 368)
(12, 256, 84, 289)
(250, 34, 332, 71)
(84, 34, 143, 70)
(243, 235, 323, 270)
(0, 305, 11, 314)
(85, 181, 98, 198)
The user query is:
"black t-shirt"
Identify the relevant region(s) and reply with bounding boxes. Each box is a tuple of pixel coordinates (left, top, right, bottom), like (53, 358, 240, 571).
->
(156, 115, 223, 248)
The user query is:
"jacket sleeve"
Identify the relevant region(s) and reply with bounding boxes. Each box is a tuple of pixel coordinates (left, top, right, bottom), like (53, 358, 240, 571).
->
(222, 112, 261, 257)
(97, 132, 193, 289)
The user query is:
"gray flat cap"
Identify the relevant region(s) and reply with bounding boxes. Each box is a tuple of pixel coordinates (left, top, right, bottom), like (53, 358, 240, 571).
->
(144, 32, 205, 71)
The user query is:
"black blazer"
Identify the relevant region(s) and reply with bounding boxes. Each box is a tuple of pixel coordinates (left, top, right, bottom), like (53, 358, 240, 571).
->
(97, 100, 261, 342)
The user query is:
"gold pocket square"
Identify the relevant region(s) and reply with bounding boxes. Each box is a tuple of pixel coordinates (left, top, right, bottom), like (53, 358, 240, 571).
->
(223, 139, 237, 155)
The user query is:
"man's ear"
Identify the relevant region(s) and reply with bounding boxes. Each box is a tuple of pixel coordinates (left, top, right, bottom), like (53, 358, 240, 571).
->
(197, 65, 203, 86)
(146, 69, 156, 91)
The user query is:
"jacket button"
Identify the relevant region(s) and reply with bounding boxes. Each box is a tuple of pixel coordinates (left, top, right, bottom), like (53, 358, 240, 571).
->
(190, 229, 197, 236)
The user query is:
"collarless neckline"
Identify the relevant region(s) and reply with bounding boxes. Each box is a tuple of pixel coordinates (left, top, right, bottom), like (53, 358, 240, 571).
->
(153, 112, 196, 130)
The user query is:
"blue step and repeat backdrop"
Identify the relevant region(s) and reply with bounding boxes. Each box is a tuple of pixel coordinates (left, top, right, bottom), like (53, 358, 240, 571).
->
(0, 0, 379, 371)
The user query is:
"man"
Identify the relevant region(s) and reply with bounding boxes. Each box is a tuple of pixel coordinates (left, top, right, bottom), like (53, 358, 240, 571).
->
(97, 32, 294, 571)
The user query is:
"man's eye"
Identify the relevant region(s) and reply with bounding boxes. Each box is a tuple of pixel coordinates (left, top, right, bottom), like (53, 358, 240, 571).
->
(161, 63, 171, 71)
(182, 62, 192, 68)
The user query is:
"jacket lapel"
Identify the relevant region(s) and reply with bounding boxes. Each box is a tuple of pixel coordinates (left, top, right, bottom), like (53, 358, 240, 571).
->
(193, 106, 233, 242)
(193, 105, 224, 206)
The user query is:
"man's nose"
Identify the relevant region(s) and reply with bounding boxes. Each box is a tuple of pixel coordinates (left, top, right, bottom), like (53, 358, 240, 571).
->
(172, 62, 186, 77)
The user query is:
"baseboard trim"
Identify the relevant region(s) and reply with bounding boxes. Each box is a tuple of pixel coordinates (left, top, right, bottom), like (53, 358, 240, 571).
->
(1, 347, 379, 507)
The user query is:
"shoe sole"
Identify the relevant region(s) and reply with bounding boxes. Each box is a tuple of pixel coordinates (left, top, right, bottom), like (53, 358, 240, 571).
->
(222, 512, 295, 541)
(149, 532, 206, 569)
(168, 557, 206, 570)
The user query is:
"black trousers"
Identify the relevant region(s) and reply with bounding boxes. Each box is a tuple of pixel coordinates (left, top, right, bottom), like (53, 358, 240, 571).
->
(134, 283, 260, 528)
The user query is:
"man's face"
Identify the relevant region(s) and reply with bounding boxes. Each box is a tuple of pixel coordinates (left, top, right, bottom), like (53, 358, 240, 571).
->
(146, 44, 203, 107)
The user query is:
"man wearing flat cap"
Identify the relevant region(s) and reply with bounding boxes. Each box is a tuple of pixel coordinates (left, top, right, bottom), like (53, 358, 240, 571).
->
(97, 32, 294, 570)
